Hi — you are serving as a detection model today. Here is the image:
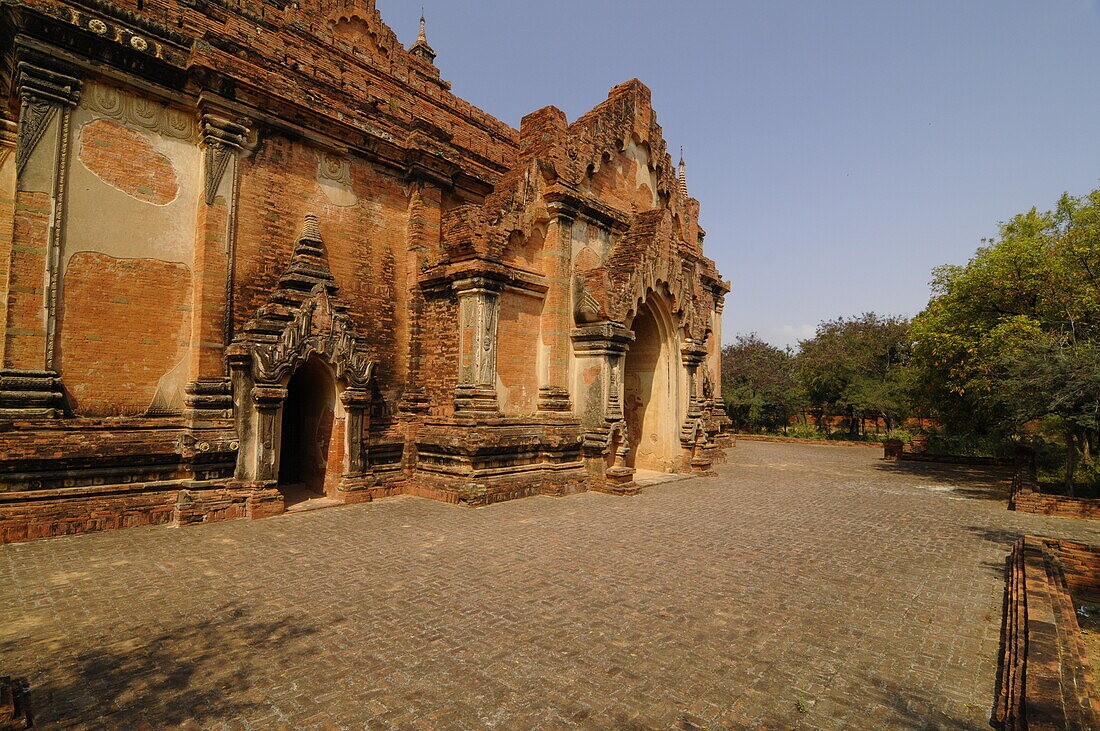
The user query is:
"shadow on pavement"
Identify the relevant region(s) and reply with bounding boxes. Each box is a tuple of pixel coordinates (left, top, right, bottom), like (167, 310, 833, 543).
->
(873, 459, 1013, 502)
(4, 604, 325, 727)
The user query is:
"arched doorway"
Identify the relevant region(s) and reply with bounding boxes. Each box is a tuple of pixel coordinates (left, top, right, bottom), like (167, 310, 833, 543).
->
(623, 293, 681, 472)
(278, 356, 337, 504)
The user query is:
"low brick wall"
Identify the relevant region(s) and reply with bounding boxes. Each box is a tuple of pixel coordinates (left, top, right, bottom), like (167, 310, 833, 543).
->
(882, 439, 1017, 466)
(1011, 467, 1100, 521)
(996, 536, 1100, 729)
(733, 434, 883, 448)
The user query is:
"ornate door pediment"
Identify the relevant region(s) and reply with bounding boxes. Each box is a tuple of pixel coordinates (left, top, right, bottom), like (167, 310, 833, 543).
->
(230, 214, 375, 389)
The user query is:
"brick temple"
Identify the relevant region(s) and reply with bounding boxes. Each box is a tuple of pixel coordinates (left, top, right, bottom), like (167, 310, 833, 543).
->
(0, 0, 729, 543)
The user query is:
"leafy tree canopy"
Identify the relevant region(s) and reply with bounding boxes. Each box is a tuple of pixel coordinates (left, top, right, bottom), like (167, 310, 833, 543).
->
(909, 190, 1100, 490)
(721, 334, 800, 432)
(794, 313, 912, 432)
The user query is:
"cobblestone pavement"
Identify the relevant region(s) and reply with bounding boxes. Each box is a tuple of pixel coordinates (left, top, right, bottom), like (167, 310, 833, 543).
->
(5, 441, 1100, 730)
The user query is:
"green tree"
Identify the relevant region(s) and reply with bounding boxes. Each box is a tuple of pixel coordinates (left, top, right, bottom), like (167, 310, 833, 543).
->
(794, 313, 912, 434)
(910, 190, 1100, 492)
(721, 334, 801, 433)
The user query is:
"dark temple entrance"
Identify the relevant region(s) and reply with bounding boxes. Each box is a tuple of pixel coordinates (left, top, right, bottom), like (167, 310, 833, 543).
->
(278, 356, 337, 503)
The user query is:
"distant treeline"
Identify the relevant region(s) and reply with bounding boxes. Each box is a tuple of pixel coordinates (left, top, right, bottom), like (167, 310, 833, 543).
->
(723, 188, 1100, 494)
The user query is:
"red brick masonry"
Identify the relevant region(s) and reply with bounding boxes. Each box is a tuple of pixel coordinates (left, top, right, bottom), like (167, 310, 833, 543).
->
(996, 536, 1100, 729)
(1011, 466, 1100, 521)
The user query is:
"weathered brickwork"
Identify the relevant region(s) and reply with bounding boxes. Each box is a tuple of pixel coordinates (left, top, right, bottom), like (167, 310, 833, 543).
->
(59, 252, 192, 414)
(77, 118, 179, 204)
(1011, 466, 1100, 520)
(0, 0, 728, 542)
(996, 536, 1100, 729)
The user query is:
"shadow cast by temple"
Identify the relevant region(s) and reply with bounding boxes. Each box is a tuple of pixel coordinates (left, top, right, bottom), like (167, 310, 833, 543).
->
(4, 603, 327, 727)
(873, 459, 1014, 502)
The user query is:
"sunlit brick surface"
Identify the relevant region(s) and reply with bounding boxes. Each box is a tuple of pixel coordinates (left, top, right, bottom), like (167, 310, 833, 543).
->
(4, 441, 1100, 729)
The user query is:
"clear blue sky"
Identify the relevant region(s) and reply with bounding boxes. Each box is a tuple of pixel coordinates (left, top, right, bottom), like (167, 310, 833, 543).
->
(379, 0, 1100, 350)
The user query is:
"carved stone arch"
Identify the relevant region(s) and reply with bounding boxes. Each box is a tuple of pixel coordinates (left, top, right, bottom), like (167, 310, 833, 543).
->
(624, 279, 682, 331)
(622, 286, 684, 472)
(602, 420, 628, 456)
(227, 215, 377, 495)
(251, 283, 376, 390)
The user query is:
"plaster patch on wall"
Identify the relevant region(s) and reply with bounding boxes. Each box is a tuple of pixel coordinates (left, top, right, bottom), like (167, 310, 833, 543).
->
(78, 119, 179, 205)
(148, 357, 188, 415)
(65, 103, 199, 269)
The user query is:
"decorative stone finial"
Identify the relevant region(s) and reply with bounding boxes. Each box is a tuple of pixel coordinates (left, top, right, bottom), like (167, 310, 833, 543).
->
(300, 214, 322, 242)
(678, 149, 688, 196)
(410, 8, 437, 63)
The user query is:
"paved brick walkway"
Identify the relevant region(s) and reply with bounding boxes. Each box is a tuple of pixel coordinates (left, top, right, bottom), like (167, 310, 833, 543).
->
(4, 441, 1100, 730)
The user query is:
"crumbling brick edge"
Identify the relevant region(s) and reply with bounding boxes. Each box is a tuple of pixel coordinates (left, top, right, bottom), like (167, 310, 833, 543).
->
(994, 536, 1100, 729)
(1011, 464, 1100, 521)
(0, 676, 32, 730)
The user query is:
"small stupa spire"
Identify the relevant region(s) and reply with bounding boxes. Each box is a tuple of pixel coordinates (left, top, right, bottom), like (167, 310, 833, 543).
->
(410, 8, 436, 63)
(678, 148, 688, 196)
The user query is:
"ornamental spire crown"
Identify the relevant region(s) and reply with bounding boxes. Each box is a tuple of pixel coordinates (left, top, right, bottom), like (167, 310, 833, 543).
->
(410, 9, 437, 63)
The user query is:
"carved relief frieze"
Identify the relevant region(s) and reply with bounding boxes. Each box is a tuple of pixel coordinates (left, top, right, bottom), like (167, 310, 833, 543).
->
(15, 100, 57, 177)
(317, 151, 353, 186)
(315, 149, 358, 207)
(83, 82, 197, 141)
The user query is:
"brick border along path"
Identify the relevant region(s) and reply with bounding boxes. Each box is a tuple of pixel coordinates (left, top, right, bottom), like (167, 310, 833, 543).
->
(4, 441, 1100, 729)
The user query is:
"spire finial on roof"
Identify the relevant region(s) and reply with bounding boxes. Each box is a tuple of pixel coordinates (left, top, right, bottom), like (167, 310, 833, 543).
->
(678, 149, 688, 196)
(410, 6, 436, 63)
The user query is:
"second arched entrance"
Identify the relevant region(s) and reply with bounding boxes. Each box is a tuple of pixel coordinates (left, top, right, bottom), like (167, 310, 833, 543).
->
(623, 292, 682, 473)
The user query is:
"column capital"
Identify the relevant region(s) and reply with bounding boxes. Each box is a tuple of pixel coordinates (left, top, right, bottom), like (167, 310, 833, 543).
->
(680, 339, 709, 366)
(571, 324, 634, 355)
(546, 200, 580, 222)
(16, 61, 82, 107)
(251, 385, 287, 407)
(452, 276, 503, 296)
(201, 113, 250, 150)
(200, 113, 250, 205)
(340, 387, 373, 408)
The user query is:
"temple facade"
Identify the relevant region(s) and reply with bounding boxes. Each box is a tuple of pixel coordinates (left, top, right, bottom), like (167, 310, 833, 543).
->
(0, 0, 729, 542)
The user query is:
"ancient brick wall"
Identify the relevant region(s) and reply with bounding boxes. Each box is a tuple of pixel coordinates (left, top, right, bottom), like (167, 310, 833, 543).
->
(59, 253, 192, 414)
(1010, 464, 1100, 520)
(234, 136, 413, 401)
(0, 0, 728, 542)
(0, 125, 18, 329)
(58, 83, 201, 415)
(496, 290, 542, 415)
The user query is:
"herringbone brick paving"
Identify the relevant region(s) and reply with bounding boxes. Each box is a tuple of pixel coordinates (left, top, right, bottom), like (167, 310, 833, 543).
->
(4, 441, 1100, 729)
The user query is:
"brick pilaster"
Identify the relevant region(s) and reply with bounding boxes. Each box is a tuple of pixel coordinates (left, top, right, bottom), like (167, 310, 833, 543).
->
(0, 58, 81, 417)
(184, 113, 249, 424)
(537, 201, 576, 413)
